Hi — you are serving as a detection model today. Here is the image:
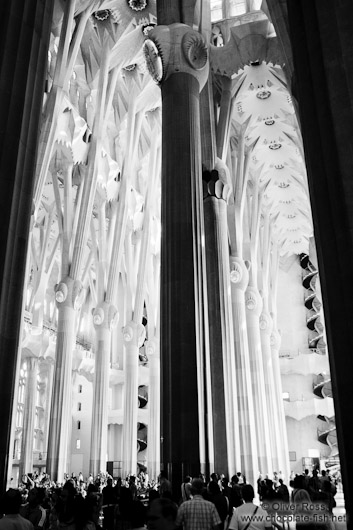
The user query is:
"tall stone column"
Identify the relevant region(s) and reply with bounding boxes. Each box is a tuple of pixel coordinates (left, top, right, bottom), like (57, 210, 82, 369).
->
(204, 172, 241, 477)
(285, 3, 353, 517)
(90, 302, 118, 476)
(19, 355, 39, 477)
(145, 23, 209, 493)
(259, 309, 280, 472)
(146, 338, 160, 480)
(0, 0, 53, 493)
(203, 179, 229, 475)
(230, 257, 258, 486)
(46, 277, 83, 482)
(122, 321, 145, 477)
(43, 359, 55, 454)
(245, 286, 272, 475)
(270, 328, 290, 481)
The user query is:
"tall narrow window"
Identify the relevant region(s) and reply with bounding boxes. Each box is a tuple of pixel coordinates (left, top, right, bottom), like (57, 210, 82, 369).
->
(78, 384, 82, 394)
(78, 402, 82, 411)
(229, 0, 247, 16)
(77, 420, 81, 430)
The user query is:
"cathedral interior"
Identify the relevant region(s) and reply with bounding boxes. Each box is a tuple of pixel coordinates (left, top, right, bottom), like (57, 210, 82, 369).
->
(0, 0, 352, 527)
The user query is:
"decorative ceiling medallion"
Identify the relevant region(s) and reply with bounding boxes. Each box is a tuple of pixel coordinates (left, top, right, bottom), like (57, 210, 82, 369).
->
(278, 182, 289, 188)
(124, 64, 137, 71)
(265, 118, 275, 125)
(269, 142, 282, 150)
(128, 0, 148, 11)
(94, 10, 110, 20)
(287, 214, 296, 219)
(143, 39, 163, 84)
(275, 164, 284, 169)
(256, 89, 271, 100)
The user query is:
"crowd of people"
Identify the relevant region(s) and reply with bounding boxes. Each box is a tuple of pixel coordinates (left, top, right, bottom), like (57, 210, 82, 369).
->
(0, 468, 340, 530)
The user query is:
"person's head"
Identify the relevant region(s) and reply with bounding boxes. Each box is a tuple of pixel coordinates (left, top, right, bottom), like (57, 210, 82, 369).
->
(191, 478, 204, 496)
(231, 475, 239, 484)
(210, 473, 218, 482)
(1, 489, 23, 514)
(304, 469, 309, 476)
(87, 483, 99, 495)
(159, 470, 168, 481)
(279, 479, 283, 485)
(321, 470, 326, 477)
(61, 480, 76, 502)
(147, 498, 177, 530)
(312, 469, 318, 477)
(130, 500, 147, 528)
(241, 484, 255, 503)
(184, 475, 191, 484)
(293, 475, 304, 489)
(107, 477, 113, 487)
(208, 481, 220, 496)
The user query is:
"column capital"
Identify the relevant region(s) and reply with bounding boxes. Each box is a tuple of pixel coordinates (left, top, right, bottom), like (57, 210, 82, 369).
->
(123, 321, 146, 347)
(259, 310, 273, 336)
(270, 328, 282, 351)
(144, 23, 209, 89)
(230, 257, 250, 291)
(54, 277, 85, 310)
(203, 169, 232, 203)
(245, 285, 263, 316)
(92, 302, 119, 331)
(145, 337, 160, 358)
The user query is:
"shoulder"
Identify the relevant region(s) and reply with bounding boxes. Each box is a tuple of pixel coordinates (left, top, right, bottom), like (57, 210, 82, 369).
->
(19, 515, 35, 529)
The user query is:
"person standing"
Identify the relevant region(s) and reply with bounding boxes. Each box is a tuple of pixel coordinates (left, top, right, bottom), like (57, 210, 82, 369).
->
(228, 485, 272, 530)
(181, 476, 192, 503)
(102, 477, 117, 530)
(147, 498, 178, 530)
(229, 475, 243, 515)
(0, 489, 34, 530)
(175, 478, 221, 530)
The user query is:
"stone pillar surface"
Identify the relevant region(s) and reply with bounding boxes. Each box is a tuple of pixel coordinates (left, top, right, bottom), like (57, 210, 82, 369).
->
(230, 257, 258, 486)
(203, 194, 228, 474)
(19, 355, 39, 477)
(259, 310, 280, 473)
(245, 286, 272, 475)
(90, 302, 118, 476)
(146, 338, 160, 480)
(286, 2, 353, 519)
(46, 277, 81, 482)
(149, 21, 209, 494)
(0, 0, 53, 493)
(122, 321, 145, 477)
(270, 328, 290, 481)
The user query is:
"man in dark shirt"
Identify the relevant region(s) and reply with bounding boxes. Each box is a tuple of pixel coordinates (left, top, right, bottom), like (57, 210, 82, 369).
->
(102, 477, 117, 530)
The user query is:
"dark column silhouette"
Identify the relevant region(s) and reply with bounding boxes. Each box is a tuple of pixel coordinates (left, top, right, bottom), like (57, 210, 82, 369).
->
(0, 0, 53, 493)
(286, 1, 353, 525)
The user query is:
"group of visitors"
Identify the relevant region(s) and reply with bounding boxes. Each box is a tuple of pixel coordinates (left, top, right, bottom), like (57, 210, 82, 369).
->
(0, 468, 339, 530)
